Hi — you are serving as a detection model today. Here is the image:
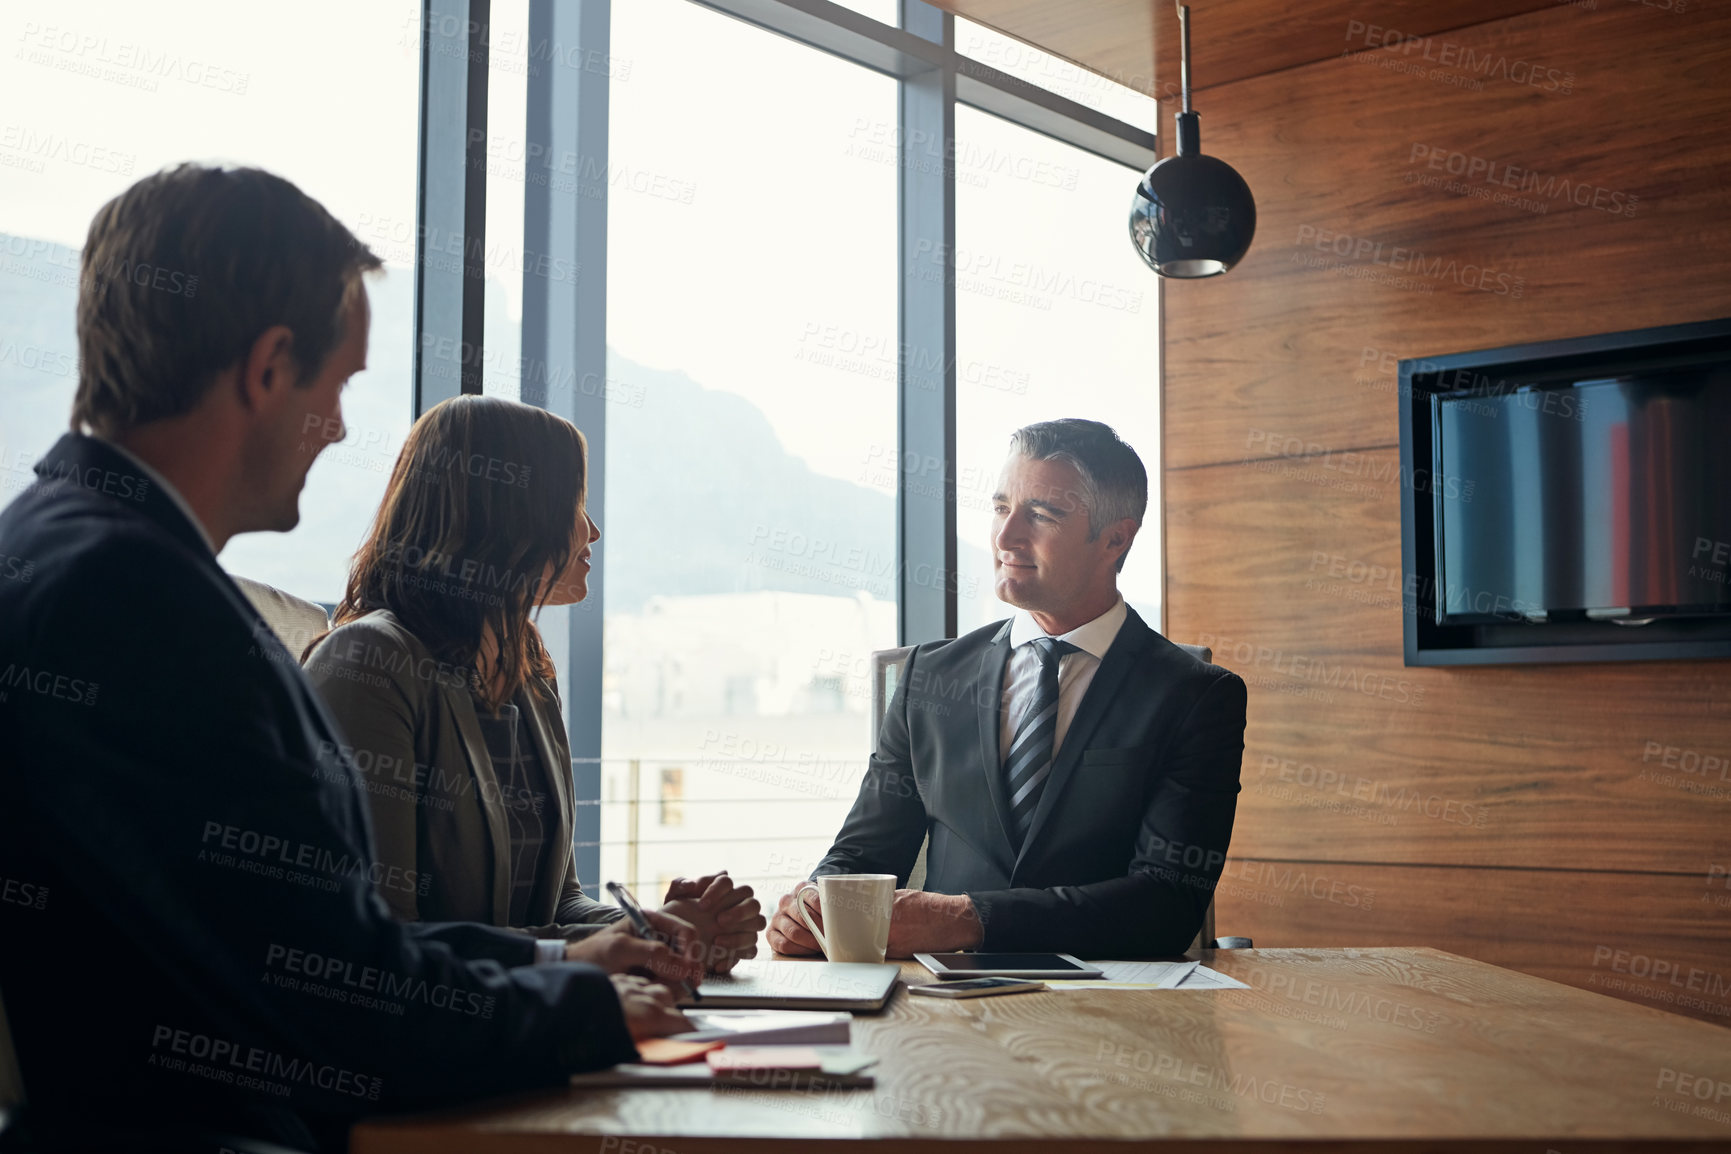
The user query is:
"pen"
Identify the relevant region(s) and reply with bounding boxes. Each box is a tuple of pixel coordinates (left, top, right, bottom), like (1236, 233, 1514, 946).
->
(605, 880, 701, 1003)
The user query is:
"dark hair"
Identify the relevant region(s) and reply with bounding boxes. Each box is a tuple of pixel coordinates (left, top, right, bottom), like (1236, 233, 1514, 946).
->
(323, 397, 588, 714)
(1008, 418, 1148, 572)
(72, 163, 382, 438)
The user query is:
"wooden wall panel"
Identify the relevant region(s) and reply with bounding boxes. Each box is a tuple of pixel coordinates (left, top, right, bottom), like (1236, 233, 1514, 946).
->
(1160, 0, 1731, 1025)
(1163, 1, 1731, 470)
(929, 0, 1559, 99)
(1168, 450, 1731, 873)
(933, 0, 1158, 95)
(1212, 862, 1731, 1028)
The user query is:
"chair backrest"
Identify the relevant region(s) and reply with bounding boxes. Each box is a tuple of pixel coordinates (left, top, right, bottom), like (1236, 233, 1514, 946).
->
(230, 574, 332, 660)
(868, 645, 917, 744)
(0, 983, 25, 1110)
(1179, 641, 1217, 949)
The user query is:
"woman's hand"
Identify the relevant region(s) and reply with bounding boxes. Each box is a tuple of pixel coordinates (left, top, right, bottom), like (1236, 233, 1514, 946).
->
(564, 911, 704, 989)
(661, 872, 767, 974)
(609, 974, 689, 1040)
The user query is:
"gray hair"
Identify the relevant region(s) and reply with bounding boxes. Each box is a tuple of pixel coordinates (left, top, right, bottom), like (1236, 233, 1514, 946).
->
(1007, 419, 1147, 572)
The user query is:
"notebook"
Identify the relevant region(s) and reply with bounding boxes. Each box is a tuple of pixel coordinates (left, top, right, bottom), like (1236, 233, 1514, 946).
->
(569, 1047, 878, 1089)
(671, 1009, 852, 1045)
(680, 960, 901, 1011)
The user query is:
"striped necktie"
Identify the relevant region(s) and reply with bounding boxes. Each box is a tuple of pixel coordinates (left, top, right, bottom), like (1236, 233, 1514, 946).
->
(1003, 637, 1077, 848)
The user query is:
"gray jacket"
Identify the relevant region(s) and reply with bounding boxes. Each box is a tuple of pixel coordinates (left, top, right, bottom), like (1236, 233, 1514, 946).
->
(303, 609, 621, 940)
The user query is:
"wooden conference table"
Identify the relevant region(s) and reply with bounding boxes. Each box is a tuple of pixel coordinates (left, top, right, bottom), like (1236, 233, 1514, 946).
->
(352, 948, 1731, 1153)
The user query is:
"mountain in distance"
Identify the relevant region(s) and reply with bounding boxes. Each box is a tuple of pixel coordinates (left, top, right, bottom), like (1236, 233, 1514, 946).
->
(605, 350, 892, 612)
(0, 231, 992, 614)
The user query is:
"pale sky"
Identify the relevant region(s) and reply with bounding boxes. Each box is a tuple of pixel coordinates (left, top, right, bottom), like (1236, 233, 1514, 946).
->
(1, 0, 1161, 621)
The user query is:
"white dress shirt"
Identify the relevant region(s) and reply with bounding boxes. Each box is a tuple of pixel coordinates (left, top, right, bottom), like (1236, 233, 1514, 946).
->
(998, 597, 1128, 765)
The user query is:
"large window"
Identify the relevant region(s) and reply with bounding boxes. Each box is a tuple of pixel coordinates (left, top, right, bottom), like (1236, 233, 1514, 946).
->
(0, 0, 420, 604)
(1, 0, 1162, 906)
(955, 17, 1162, 132)
(954, 105, 1162, 634)
(599, 0, 900, 898)
(450, 0, 1166, 901)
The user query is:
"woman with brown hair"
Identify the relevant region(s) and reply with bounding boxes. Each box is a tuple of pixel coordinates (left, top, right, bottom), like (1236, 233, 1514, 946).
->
(304, 395, 762, 975)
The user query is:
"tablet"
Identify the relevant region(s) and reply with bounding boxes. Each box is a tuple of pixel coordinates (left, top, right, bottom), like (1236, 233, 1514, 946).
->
(915, 953, 1104, 980)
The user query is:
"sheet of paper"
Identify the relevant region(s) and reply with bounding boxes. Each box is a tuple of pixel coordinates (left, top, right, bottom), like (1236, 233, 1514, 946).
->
(1045, 960, 1248, 991)
(1099, 960, 1199, 986)
(672, 1009, 852, 1045)
(1174, 965, 1249, 990)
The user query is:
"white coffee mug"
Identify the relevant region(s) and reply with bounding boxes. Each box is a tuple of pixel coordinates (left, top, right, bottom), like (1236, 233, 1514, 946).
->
(793, 874, 895, 964)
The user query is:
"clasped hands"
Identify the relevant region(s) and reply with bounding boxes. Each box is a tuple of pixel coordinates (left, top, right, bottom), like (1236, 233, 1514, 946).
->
(766, 887, 982, 957)
(565, 872, 767, 1039)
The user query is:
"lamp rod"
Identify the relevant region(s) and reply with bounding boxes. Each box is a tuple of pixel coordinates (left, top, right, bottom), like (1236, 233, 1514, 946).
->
(1177, 2, 1192, 114)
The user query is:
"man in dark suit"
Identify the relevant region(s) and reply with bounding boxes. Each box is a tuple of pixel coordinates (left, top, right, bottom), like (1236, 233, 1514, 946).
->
(769, 420, 1247, 959)
(0, 164, 698, 1153)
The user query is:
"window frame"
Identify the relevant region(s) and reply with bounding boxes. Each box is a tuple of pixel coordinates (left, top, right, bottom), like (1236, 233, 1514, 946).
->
(412, 0, 1161, 891)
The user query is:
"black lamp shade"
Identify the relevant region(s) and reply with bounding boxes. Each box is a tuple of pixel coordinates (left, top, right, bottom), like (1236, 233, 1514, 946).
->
(1129, 151, 1256, 278)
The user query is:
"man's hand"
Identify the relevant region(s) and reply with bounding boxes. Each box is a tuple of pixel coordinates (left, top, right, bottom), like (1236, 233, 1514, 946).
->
(884, 889, 982, 957)
(770, 887, 982, 958)
(766, 888, 824, 957)
(610, 974, 689, 1041)
(565, 910, 704, 989)
(661, 871, 767, 974)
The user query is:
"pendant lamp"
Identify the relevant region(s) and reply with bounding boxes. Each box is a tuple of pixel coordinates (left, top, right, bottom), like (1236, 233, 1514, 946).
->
(1129, 2, 1256, 277)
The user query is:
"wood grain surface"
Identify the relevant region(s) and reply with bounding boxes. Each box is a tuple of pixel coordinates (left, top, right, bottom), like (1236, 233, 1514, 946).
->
(929, 1, 1564, 100)
(1213, 864, 1731, 1024)
(1162, 2, 1731, 470)
(1157, 0, 1731, 1023)
(351, 951, 1731, 1154)
(1167, 447, 1731, 872)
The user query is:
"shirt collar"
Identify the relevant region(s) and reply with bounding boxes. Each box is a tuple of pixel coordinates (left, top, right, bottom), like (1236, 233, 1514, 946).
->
(98, 439, 217, 555)
(1009, 596, 1127, 661)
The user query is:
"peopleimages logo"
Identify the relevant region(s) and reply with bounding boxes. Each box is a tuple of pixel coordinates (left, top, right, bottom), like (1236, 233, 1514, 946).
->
(1293, 224, 1526, 297)
(911, 239, 1144, 314)
(0, 875, 49, 911)
(1258, 754, 1488, 828)
(264, 944, 497, 1019)
(1407, 144, 1639, 217)
(149, 1025, 381, 1101)
(1344, 21, 1574, 94)
(1197, 630, 1426, 708)
(0, 662, 99, 706)
(0, 124, 136, 175)
(199, 821, 431, 897)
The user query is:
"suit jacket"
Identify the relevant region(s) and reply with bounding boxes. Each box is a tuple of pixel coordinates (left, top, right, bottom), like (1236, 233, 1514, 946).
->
(816, 607, 1247, 957)
(303, 611, 623, 939)
(0, 435, 635, 1151)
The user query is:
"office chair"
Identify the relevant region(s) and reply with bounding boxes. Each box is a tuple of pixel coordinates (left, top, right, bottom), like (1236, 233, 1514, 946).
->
(229, 574, 332, 659)
(869, 638, 1250, 951)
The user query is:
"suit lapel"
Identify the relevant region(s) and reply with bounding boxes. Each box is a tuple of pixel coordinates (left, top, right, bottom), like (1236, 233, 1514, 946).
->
(1015, 610, 1152, 867)
(522, 678, 574, 919)
(972, 621, 1018, 868)
(450, 687, 515, 925)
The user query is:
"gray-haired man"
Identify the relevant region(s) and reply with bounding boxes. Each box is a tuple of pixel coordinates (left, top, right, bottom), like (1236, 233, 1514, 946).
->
(769, 419, 1247, 959)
